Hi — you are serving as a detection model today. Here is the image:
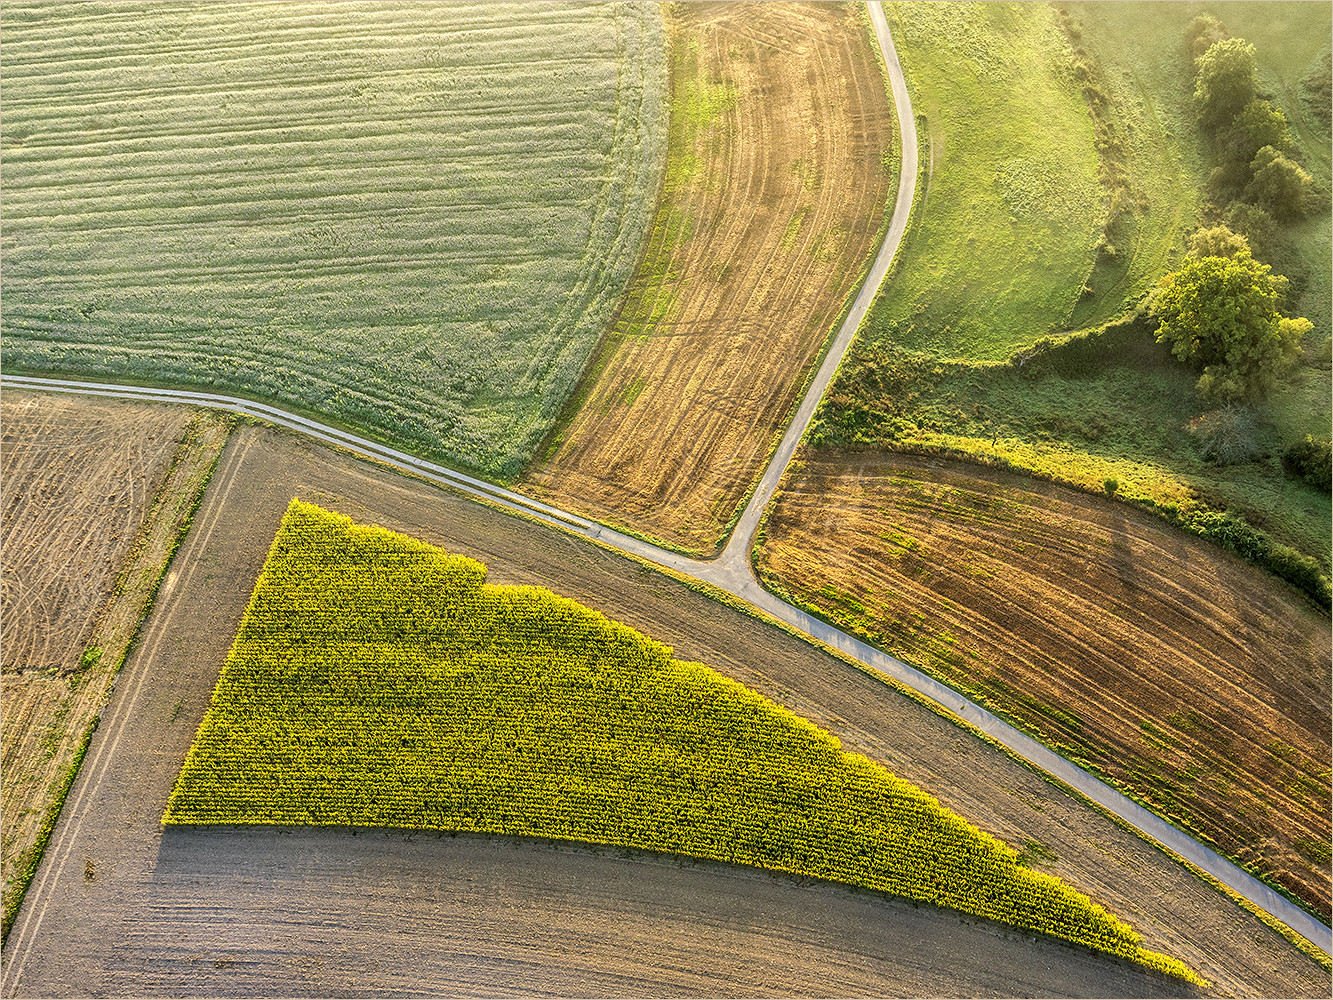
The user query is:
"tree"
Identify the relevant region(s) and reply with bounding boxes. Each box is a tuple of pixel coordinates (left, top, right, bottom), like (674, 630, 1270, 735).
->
(1185, 14, 1229, 61)
(1149, 251, 1308, 402)
(1227, 98, 1293, 163)
(1246, 145, 1312, 220)
(1187, 224, 1250, 260)
(1194, 38, 1258, 133)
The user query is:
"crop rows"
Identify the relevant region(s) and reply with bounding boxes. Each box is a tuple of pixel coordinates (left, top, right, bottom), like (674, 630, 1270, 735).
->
(165, 500, 1199, 982)
(0, 2, 666, 477)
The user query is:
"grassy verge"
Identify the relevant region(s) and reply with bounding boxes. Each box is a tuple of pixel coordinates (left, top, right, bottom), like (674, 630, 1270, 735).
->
(813, 315, 1331, 606)
(868, 1, 1105, 360)
(816, 1, 1330, 595)
(164, 500, 1201, 984)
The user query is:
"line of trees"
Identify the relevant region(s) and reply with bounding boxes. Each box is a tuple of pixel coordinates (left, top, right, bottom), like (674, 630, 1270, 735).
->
(1144, 17, 1328, 485)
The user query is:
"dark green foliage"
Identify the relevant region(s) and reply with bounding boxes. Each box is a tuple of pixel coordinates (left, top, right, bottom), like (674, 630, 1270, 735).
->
(1194, 38, 1258, 133)
(1223, 203, 1310, 304)
(1246, 145, 1314, 220)
(1164, 506, 1331, 608)
(1283, 435, 1333, 492)
(1228, 99, 1294, 163)
(1014, 314, 1163, 378)
(1301, 52, 1333, 127)
(1150, 251, 1308, 402)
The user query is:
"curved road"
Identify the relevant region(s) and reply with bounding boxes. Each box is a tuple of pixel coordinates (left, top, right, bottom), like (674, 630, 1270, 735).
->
(2, 0, 1329, 969)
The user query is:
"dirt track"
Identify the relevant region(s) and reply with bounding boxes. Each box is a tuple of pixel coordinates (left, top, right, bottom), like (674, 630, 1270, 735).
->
(0, 392, 202, 930)
(3, 417, 1326, 997)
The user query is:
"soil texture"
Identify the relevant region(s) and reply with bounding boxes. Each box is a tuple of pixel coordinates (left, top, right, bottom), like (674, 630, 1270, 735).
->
(524, 1, 896, 553)
(757, 448, 1332, 920)
(2, 421, 1325, 996)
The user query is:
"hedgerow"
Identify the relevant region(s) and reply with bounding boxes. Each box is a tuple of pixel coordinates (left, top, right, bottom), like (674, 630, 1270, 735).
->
(165, 500, 1201, 983)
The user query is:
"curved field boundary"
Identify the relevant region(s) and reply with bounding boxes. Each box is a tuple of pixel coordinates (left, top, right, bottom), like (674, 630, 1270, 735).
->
(3, 0, 1329, 967)
(522, 1, 899, 553)
(0, 2, 666, 479)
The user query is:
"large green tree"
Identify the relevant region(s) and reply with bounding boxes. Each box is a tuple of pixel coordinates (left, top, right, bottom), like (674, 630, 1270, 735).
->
(1150, 251, 1310, 402)
(1194, 37, 1258, 133)
(1246, 145, 1313, 220)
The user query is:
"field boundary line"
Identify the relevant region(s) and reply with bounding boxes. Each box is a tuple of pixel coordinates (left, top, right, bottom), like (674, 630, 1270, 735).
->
(0, 433, 254, 989)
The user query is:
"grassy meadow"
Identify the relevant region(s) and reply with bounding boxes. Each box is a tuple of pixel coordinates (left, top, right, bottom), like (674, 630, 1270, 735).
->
(0, 2, 666, 478)
(165, 500, 1199, 983)
(869, 1, 1105, 360)
(815, 0, 1332, 589)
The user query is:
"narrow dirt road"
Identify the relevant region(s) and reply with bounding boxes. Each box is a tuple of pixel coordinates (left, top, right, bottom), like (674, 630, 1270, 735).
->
(1, 422, 1320, 996)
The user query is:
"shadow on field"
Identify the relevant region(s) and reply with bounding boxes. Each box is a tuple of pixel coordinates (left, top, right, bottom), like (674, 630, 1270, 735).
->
(143, 825, 1200, 999)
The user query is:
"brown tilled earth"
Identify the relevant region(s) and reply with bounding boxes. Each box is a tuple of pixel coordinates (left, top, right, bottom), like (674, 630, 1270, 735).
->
(4, 415, 1326, 996)
(757, 448, 1332, 921)
(0, 392, 229, 932)
(523, 1, 896, 554)
(0, 394, 188, 675)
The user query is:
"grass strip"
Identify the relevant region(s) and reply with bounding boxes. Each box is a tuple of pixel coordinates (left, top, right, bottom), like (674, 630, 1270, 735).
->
(1, 408, 231, 944)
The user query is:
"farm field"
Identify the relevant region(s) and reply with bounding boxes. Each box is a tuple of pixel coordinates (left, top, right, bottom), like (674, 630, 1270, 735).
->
(0, 391, 229, 938)
(164, 500, 1194, 978)
(816, 0, 1332, 590)
(0, 1, 665, 479)
(756, 450, 1331, 919)
(522, 0, 896, 554)
(3, 414, 1325, 997)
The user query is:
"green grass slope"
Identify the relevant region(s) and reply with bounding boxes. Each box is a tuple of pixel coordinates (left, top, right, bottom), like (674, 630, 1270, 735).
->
(0, 2, 666, 479)
(868, 1, 1105, 360)
(165, 500, 1198, 982)
(813, 0, 1331, 593)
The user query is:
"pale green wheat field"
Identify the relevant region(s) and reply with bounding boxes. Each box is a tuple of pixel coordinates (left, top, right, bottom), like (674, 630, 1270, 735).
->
(0, 2, 666, 477)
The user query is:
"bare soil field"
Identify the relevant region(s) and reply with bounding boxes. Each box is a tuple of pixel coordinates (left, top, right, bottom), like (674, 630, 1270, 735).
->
(3, 419, 1325, 996)
(756, 449, 1332, 921)
(0, 391, 230, 935)
(523, 1, 896, 554)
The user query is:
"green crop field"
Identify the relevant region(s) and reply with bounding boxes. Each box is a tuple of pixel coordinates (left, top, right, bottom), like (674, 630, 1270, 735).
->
(812, 0, 1332, 594)
(0, 1, 666, 478)
(165, 499, 1198, 983)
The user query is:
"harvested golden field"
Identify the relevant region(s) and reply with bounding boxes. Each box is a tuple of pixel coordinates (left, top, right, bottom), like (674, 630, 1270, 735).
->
(756, 450, 1332, 920)
(523, 1, 895, 554)
(0, 392, 230, 934)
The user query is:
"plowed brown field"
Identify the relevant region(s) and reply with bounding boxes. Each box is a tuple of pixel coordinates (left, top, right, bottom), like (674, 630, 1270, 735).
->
(0, 391, 230, 933)
(756, 449, 1332, 919)
(522, 1, 895, 554)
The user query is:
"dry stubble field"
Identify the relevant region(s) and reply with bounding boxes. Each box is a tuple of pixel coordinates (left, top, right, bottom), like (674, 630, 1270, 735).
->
(523, 0, 896, 553)
(756, 449, 1332, 920)
(3, 403, 1325, 997)
(0, 392, 230, 934)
